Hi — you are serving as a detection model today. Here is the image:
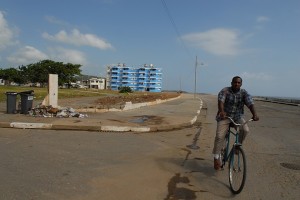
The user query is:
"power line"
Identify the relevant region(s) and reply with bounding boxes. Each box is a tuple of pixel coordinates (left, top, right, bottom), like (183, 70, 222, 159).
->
(160, 0, 192, 58)
(160, 0, 181, 40)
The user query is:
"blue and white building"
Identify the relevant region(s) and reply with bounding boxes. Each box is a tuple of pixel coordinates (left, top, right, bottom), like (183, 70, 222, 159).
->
(106, 63, 162, 92)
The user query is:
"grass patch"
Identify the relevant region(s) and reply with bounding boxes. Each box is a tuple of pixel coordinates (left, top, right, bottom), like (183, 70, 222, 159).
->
(0, 86, 120, 102)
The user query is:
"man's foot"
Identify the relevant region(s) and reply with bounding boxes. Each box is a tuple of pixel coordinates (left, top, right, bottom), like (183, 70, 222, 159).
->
(214, 158, 221, 170)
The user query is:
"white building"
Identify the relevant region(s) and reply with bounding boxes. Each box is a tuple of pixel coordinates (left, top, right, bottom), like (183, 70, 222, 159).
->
(83, 77, 106, 89)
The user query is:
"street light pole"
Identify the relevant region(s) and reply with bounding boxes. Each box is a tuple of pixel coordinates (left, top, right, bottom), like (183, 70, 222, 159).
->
(194, 56, 205, 98)
(194, 56, 198, 99)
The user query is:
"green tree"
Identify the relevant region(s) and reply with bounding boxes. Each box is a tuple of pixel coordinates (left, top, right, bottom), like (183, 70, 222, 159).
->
(119, 86, 133, 93)
(19, 60, 82, 87)
(0, 68, 25, 85)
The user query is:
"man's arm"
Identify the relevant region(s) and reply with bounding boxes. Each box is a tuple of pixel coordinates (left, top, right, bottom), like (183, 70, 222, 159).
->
(244, 90, 259, 121)
(218, 100, 226, 119)
(249, 104, 259, 121)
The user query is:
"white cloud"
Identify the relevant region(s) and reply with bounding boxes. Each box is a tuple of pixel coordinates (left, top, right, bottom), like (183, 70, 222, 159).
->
(48, 47, 87, 65)
(42, 29, 114, 50)
(182, 28, 240, 56)
(241, 72, 272, 81)
(0, 11, 17, 50)
(257, 16, 270, 23)
(7, 45, 87, 66)
(255, 16, 270, 30)
(7, 46, 48, 65)
(45, 16, 71, 27)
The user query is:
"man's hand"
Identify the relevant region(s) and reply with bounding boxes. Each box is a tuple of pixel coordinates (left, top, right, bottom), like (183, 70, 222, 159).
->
(252, 115, 259, 121)
(219, 111, 227, 119)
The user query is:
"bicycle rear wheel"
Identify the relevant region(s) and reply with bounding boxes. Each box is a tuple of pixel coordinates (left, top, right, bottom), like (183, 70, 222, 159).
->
(228, 146, 247, 194)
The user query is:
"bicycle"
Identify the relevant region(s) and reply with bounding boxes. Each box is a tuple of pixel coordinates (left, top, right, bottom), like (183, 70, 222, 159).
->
(220, 117, 253, 194)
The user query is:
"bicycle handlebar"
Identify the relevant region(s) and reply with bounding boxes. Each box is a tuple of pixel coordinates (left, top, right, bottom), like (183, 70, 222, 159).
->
(226, 117, 253, 126)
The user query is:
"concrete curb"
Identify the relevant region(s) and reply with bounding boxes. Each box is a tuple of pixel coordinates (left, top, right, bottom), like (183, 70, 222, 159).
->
(10, 122, 53, 129)
(0, 122, 11, 128)
(0, 97, 204, 132)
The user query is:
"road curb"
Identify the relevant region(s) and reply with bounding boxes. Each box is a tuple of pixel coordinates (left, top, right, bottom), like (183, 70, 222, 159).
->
(0, 97, 204, 132)
(10, 122, 52, 129)
(0, 122, 11, 128)
(0, 121, 198, 132)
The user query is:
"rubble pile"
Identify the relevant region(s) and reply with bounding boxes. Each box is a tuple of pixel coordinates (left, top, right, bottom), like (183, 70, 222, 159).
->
(29, 104, 88, 118)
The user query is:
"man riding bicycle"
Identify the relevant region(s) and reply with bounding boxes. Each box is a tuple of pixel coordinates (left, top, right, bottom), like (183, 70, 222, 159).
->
(213, 76, 259, 170)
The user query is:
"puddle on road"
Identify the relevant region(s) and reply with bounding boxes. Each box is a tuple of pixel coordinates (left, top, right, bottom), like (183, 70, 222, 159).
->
(130, 115, 150, 123)
(129, 115, 163, 125)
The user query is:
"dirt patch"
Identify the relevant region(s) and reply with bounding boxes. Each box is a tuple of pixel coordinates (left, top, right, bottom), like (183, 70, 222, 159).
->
(94, 92, 181, 107)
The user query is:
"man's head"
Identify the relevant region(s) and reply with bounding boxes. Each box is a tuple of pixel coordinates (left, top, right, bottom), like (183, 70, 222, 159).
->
(231, 76, 242, 92)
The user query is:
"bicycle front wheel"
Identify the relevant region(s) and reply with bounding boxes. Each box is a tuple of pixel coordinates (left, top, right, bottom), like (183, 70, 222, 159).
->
(228, 146, 247, 194)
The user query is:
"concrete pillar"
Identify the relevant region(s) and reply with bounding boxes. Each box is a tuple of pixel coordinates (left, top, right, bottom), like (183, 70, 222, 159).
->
(48, 74, 58, 108)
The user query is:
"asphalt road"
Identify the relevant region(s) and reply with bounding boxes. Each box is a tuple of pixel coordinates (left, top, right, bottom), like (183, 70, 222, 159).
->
(0, 94, 299, 200)
(194, 94, 300, 200)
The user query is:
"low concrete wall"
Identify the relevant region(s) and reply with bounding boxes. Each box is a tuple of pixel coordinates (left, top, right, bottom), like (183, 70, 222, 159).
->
(254, 96, 300, 106)
(76, 95, 182, 113)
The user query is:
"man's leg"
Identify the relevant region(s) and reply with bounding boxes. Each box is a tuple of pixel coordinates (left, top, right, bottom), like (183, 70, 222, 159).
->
(238, 118, 250, 144)
(212, 119, 230, 170)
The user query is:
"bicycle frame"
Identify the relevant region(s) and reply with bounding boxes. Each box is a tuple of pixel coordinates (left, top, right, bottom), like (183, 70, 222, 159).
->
(220, 117, 253, 194)
(221, 125, 240, 167)
(221, 117, 253, 167)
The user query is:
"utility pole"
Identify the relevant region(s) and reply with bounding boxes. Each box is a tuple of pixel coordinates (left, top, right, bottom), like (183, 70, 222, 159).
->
(194, 56, 198, 98)
(194, 56, 205, 98)
(179, 75, 182, 92)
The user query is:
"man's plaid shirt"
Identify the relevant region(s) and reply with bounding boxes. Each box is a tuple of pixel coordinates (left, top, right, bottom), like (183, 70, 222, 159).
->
(217, 87, 254, 121)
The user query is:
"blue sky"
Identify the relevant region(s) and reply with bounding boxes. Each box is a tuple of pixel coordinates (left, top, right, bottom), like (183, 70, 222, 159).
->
(1, 0, 300, 98)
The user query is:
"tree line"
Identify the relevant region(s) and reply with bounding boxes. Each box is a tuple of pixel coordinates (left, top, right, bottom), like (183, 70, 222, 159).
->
(0, 60, 82, 87)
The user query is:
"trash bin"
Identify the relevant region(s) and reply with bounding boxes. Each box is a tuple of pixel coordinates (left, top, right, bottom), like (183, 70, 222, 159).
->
(5, 92, 18, 114)
(19, 90, 34, 114)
